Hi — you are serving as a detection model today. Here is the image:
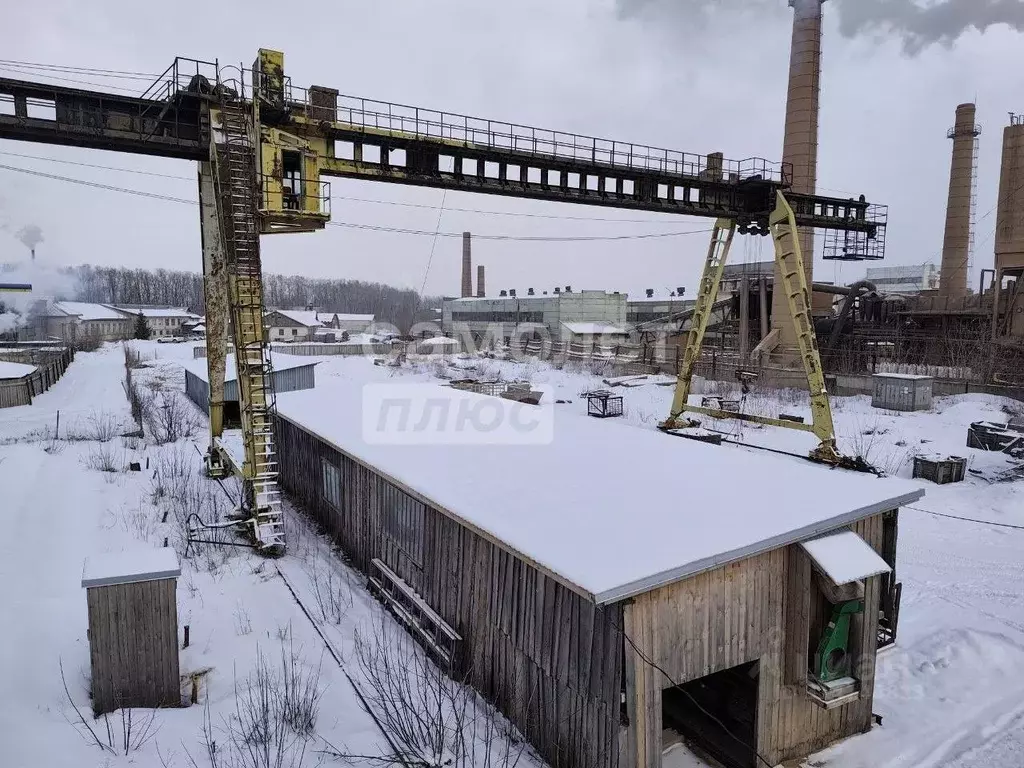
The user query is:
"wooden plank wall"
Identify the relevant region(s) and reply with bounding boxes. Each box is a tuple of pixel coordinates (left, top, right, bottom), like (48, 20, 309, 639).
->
(86, 578, 180, 715)
(622, 514, 888, 768)
(275, 415, 624, 768)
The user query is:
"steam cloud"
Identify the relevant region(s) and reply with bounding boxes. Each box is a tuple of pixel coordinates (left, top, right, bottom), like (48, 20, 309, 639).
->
(614, 0, 1024, 55)
(16, 224, 44, 253)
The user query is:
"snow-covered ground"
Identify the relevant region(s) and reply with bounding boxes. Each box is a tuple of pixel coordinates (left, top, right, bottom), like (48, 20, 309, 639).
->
(1, 340, 1023, 768)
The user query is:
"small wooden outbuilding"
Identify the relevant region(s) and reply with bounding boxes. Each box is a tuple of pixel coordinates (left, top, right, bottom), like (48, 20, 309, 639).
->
(274, 381, 924, 768)
(82, 549, 181, 715)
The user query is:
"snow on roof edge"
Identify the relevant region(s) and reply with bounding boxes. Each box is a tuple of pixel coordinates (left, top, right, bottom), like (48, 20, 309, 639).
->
(593, 488, 922, 605)
(274, 409, 923, 606)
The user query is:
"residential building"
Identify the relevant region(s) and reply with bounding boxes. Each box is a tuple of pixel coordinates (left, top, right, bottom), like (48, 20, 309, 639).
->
(39, 302, 133, 343)
(111, 305, 201, 338)
(864, 263, 940, 294)
(442, 289, 628, 344)
(264, 309, 326, 342)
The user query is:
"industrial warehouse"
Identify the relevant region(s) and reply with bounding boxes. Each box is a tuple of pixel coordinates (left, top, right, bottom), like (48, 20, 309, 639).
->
(3, 3, 1024, 768)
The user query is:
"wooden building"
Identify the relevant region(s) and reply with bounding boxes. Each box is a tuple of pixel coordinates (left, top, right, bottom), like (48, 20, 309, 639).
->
(81, 549, 181, 715)
(274, 381, 923, 768)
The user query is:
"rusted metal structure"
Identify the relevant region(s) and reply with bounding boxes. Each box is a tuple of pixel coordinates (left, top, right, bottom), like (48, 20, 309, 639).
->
(940, 103, 981, 301)
(0, 47, 888, 552)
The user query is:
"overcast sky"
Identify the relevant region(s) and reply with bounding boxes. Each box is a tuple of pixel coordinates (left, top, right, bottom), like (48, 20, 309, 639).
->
(2, 0, 1023, 300)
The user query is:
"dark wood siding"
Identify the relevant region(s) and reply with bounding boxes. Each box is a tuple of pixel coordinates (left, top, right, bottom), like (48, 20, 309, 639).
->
(276, 414, 623, 768)
(86, 578, 180, 715)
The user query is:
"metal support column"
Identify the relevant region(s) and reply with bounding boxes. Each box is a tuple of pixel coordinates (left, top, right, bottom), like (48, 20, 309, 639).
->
(739, 275, 750, 361)
(663, 219, 736, 425)
(758, 277, 769, 342)
(198, 162, 229, 477)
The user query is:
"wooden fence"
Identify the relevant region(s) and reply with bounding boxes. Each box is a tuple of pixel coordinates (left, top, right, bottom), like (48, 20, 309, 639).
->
(0, 346, 75, 409)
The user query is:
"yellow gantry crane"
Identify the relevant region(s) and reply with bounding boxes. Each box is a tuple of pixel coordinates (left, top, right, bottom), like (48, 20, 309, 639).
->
(0, 49, 888, 551)
(659, 193, 871, 470)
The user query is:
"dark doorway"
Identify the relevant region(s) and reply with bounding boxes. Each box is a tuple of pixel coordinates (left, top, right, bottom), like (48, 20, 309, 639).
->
(662, 660, 759, 768)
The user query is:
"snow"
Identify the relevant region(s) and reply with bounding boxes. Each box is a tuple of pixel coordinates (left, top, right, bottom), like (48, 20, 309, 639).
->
(51, 301, 125, 321)
(421, 335, 459, 345)
(113, 305, 199, 319)
(269, 309, 327, 327)
(0, 360, 36, 379)
(335, 313, 375, 322)
(81, 547, 181, 587)
(276, 380, 923, 604)
(874, 373, 934, 381)
(5, 342, 1024, 767)
(800, 530, 891, 585)
(561, 321, 629, 335)
(182, 352, 315, 383)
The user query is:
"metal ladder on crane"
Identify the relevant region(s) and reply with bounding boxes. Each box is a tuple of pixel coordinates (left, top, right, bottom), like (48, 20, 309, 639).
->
(211, 96, 285, 553)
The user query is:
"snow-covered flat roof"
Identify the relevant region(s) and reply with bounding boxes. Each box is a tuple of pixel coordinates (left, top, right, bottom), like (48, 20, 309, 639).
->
(183, 353, 315, 384)
(873, 373, 934, 381)
(114, 306, 199, 319)
(276, 382, 924, 605)
(0, 360, 37, 379)
(801, 530, 891, 586)
(562, 322, 629, 336)
(81, 548, 180, 588)
(53, 302, 125, 321)
(336, 313, 375, 322)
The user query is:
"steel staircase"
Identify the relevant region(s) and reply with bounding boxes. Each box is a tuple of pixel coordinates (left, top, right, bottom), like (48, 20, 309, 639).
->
(211, 96, 284, 554)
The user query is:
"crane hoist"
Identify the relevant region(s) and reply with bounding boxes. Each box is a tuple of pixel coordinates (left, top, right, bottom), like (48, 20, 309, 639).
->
(0, 48, 889, 553)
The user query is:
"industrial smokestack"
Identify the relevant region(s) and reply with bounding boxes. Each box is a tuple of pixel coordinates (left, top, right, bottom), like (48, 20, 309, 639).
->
(476, 265, 485, 297)
(772, 0, 825, 358)
(939, 103, 980, 301)
(461, 232, 473, 298)
(995, 114, 1024, 278)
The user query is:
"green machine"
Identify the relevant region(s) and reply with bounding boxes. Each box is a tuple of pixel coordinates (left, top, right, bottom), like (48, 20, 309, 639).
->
(813, 599, 863, 683)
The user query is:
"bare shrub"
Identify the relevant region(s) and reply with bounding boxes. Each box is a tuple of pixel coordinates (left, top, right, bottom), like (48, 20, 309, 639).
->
(843, 417, 912, 477)
(66, 410, 123, 442)
(59, 658, 161, 755)
(234, 603, 253, 636)
(121, 501, 158, 542)
(339, 617, 528, 767)
(83, 443, 124, 473)
(44, 437, 66, 455)
(124, 344, 144, 370)
(75, 332, 104, 353)
(219, 642, 322, 768)
(303, 548, 354, 625)
(146, 392, 200, 445)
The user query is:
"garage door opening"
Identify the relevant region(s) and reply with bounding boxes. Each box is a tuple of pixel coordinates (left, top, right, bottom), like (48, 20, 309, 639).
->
(662, 660, 759, 768)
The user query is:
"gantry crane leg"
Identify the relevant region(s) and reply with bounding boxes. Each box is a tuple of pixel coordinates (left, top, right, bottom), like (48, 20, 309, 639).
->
(662, 218, 737, 428)
(198, 161, 230, 479)
(661, 193, 869, 470)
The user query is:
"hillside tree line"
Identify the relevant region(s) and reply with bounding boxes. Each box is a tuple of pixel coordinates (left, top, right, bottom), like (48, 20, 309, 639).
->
(65, 265, 437, 332)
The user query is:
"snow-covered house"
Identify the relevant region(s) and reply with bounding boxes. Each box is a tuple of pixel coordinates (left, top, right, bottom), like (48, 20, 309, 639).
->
(263, 309, 328, 342)
(111, 306, 201, 339)
(334, 313, 375, 334)
(273, 380, 924, 768)
(41, 302, 133, 343)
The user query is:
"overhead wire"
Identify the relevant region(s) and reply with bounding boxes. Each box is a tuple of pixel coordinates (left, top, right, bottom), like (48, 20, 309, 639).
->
(0, 64, 150, 95)
(0, 58, 161, 78)
(0, 161, 717, 242)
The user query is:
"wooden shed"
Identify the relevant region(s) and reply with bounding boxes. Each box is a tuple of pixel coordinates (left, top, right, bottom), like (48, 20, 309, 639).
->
(81, 549, 181, 715)
(274, 381, 924, 768)
(183, 353, 316, 425)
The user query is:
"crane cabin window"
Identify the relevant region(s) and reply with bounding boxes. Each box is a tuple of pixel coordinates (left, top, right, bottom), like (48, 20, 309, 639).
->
(321, 458, 341, 510)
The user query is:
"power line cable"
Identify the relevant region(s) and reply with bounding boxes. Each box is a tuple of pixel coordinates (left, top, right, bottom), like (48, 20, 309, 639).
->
(420, 189, 447, 294)
(0, 150, 196, 180)
(0, 162, 716, 242)
(0, 65, 147, 95)
(0, 58, 161, 78)
(905, 504, 1024, 531)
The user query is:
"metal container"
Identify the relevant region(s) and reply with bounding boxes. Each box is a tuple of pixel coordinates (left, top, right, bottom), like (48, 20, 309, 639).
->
(871, 373, 933, 412)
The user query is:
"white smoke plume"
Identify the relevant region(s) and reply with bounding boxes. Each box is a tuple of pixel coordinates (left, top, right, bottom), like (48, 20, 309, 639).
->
(16, 224, 43, 254)
(614, 0, 1024, 55)
(0, 229, 76, 335)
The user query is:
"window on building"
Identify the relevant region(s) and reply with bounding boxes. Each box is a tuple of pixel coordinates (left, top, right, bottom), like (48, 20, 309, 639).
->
(321, 458, 341, 509)
(292, 328, 298, 336)
(382, 484, 424, 570)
